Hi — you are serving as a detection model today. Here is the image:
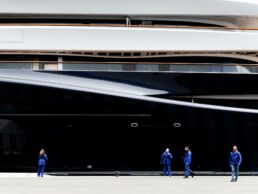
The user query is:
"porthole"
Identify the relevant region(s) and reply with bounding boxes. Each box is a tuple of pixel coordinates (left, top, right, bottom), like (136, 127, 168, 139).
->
(131, 122, 139, 128)
(173, 123, 181, 128)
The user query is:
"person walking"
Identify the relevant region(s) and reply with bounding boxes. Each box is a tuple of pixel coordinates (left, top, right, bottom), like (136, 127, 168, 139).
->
(183, 146, 195, 178)
(160, 148, 173, 176)
(37, 149, 48, 177)
(229, 145, 242, 182)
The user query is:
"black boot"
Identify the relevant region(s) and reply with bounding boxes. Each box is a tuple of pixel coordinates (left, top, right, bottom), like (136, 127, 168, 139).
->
(183, 176, 189, 178)
(191, 172, 195, 178)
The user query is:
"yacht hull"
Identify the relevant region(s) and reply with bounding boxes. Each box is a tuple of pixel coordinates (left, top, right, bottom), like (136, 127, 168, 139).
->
(0, 71, 257, 171)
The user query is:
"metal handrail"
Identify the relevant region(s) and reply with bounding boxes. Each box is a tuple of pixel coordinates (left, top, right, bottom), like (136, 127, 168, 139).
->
(0, 60, 257, 66)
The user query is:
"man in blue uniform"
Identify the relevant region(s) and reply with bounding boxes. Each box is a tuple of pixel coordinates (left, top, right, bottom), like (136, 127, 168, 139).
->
(160, 148, 173, 176)
(229, 145, 242, 182)
(38, 149, 48, 177)
(183, 146, 195, 178)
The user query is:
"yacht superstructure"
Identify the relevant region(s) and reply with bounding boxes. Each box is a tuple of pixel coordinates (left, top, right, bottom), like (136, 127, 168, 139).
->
(0, 0, 257, 172)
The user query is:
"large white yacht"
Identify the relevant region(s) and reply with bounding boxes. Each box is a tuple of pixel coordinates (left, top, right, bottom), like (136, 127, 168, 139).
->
(0, 0, 257, 173)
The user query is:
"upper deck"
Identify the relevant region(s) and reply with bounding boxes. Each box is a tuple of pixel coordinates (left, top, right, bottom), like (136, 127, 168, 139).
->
(0, 0, 258, 29)
(0, 0, 257, 17)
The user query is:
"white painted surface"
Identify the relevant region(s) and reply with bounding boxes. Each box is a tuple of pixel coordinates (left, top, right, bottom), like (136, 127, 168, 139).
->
(0, 26, 257, 51)
(0, 0, 258, 16)
(0, 173, 51, 178)
(0, 176, 257, 194)
(0, 29, 23, 43)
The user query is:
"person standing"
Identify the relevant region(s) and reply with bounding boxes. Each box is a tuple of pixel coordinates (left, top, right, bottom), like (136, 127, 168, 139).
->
(183, 146, 194, 178)
(160, 148, 173, 176)
(37, 149, 48, 177)
(229, 145, 242, 182)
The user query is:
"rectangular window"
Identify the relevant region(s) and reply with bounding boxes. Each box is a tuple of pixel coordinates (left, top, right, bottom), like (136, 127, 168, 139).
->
(171, 65, 212, 72)
(136, 64, 159, 71)
(0, 63, 31, 69)
(63, 64, 122, 71)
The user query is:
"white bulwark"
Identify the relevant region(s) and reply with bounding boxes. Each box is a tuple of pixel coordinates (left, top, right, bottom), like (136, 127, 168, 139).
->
(0, 26, 257, 52)
(0, 0, 258, 16)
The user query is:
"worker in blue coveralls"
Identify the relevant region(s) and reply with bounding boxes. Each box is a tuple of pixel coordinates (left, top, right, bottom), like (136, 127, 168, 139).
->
(37, 149, 48, 177)
(229, 145, 242, 182)
(183, 146, 195, 178)
(160, 148, 173, 176)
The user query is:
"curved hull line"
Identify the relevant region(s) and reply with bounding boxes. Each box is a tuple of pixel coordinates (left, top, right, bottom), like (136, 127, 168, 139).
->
(0, 70, 257, 114)
(0, 114, 151, 116)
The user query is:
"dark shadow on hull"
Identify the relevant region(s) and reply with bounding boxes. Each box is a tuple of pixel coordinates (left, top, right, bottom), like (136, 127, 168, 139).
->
(0, 71, 257, 172)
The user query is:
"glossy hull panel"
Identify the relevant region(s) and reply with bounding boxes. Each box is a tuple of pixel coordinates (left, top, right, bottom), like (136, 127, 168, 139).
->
(0, 71, 257, 172)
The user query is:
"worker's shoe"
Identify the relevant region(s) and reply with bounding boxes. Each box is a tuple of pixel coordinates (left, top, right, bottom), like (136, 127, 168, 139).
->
(191, 172, 195, 178)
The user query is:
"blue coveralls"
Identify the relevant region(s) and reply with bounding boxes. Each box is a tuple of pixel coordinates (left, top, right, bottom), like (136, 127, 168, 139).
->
(229, 151, 242, 180)
(160, 151, 173, 176)
(38, 154, 48, 177)
(183, 150, 193, 176)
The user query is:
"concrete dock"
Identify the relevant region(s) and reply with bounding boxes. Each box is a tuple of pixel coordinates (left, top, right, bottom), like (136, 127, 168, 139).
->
(0, 174, 257, 194)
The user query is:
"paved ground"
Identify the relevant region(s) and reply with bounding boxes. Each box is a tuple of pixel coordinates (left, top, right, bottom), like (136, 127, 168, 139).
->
(0, 174, 257, 194)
